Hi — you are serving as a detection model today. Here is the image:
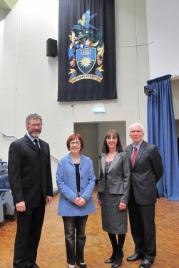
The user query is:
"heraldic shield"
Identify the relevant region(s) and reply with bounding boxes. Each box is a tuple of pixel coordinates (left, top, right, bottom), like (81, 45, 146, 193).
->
(76, 47, 96, 74)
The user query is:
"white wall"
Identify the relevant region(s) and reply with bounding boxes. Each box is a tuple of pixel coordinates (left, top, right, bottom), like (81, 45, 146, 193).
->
(146, 0, 179, 79)
(0, 0, 149, 189)
(0, 9, 7, 89)
(0, 19, 4, 86)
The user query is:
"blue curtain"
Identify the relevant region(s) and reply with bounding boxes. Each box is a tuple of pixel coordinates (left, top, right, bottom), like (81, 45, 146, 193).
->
(147, 74, 179, 200)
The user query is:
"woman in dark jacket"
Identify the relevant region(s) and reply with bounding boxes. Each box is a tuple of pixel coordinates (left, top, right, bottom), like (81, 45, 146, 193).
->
(98, 129, 130, 268)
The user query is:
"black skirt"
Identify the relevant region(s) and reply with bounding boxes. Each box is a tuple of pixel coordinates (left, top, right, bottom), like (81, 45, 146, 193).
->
(100, 191, 127, 234)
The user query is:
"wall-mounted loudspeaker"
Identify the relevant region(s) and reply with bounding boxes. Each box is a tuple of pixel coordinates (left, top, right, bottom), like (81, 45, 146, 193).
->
(46, 38, 57, 57)
(144, 85, 153, 96)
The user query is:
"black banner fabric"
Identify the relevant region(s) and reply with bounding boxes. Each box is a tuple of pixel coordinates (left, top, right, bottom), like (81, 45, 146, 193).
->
(58, 0, 117, 102)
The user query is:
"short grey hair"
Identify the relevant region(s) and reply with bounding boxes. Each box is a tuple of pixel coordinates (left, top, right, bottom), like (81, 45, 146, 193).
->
(129, 122, 144, 133)
(26, 113, 42, 125)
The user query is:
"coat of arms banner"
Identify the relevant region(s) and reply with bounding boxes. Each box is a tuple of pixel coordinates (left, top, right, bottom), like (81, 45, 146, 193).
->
(58, 0, 117, 102)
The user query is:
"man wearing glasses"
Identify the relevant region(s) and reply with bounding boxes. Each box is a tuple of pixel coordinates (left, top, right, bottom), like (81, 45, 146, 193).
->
(126, 122, 163, 268)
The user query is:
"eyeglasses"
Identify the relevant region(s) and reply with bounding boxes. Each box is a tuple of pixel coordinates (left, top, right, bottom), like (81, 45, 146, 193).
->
(70, 141, 81, 145)
(130, 130, 142, 133)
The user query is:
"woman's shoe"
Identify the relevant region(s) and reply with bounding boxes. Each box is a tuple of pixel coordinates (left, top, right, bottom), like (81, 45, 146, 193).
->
(104, 253, 116, 264)
(111, 257, 122, 268)
(111, 262, 122, 268)
(76, 262, 87, 268)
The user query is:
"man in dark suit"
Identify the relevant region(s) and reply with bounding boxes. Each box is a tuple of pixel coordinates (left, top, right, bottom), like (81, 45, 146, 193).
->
(8, 113, 53, 268)
(126, 122, 163, 268)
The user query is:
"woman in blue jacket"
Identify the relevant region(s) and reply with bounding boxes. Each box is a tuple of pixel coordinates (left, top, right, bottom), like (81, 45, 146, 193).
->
(56, 133, 96, 268)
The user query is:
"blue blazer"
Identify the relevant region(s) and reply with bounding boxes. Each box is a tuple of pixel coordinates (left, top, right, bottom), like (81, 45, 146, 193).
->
(56, 153, 96, 216)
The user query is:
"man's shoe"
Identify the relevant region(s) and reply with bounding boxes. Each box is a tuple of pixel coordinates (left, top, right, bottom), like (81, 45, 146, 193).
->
(127, 253, 143, 261)
(139, 258, 154, 268)
(104, 257, 113, 263)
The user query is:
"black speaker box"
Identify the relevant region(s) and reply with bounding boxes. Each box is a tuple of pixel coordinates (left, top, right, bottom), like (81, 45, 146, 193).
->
(144, 85, 153, 96)
(46, 38, 57, 57)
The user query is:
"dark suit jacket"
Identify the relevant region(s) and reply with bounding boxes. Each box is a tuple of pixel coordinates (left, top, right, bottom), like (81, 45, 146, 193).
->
(8, 134, 53, 208)
(98, 152, 130, 204)
(126, 140, 163, 205)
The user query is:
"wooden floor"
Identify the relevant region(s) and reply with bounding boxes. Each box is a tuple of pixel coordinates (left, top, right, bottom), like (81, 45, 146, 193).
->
(1, 193, 179, 268)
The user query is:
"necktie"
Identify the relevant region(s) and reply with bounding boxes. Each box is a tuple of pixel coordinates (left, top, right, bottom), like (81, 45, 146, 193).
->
(131, 146, 138, 166)
(34, 139, 40, 152)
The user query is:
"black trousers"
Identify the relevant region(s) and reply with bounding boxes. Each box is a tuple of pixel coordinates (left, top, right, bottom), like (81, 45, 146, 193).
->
(13, 201, 45, 268)
(62, 215, 88, 265)
(128, 192, 156, 260)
